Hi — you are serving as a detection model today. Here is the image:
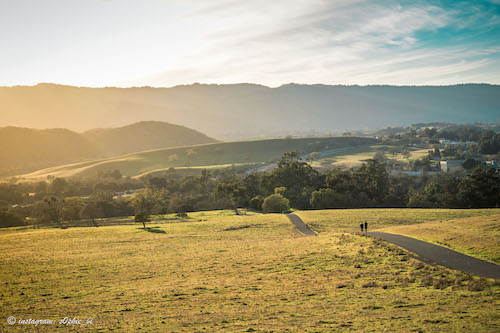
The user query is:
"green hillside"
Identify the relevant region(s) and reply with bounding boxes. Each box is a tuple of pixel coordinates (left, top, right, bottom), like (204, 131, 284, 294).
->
(17, 136, 378, 179)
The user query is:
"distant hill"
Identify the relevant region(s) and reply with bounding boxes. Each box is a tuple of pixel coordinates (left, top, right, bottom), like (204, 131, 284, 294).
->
(83, 121, 216, 156)
(16, 136, 378, 180)
(0, 122, 216, 177)
(0, 83, 499, 140)
(0, 127, 98, 177)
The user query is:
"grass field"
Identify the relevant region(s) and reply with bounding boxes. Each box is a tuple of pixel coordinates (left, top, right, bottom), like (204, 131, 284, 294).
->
(15, 137, 377, 180)
(311, 144, 428, 169)
(1, 209, 499, 331)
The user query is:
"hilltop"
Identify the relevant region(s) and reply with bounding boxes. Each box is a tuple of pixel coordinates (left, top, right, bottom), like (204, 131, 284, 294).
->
(0, 83, 498, 140)
(0, 121, 216, 176)
(83, 121, 216, 156)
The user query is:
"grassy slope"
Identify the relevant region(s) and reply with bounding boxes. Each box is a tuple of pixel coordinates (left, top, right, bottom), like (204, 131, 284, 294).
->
(311, 144, 429, 170)
(1, 209, 499, 332)
(17, 136, 376, 179)
(379, 215, 500, 264)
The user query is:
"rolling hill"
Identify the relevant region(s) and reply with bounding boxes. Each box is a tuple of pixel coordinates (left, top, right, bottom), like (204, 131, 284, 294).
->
(1, 121, 216, 177)
(83, 121, 216, 156)
(0, 83, 498, 140)
(16, 136, 378, 179)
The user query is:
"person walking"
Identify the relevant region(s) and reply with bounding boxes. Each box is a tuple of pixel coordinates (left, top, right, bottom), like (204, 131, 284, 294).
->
(360, 222, 364, 233)
(364, 221, 368, 234)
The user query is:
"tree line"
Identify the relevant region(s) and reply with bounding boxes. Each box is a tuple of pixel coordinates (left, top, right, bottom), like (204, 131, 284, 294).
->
(1, 151, 499, 228)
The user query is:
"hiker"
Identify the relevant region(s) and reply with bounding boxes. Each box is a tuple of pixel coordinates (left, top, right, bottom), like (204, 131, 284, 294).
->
(360, 222, 364, 233)
(364, 221, 368, 234)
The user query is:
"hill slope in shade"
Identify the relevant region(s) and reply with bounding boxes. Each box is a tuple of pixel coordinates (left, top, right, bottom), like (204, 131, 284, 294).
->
(0, 83, 498, 139)
(83, 121, 217, 156)
(17, 136, 378, 179)
(0, 121, 216, 177)
(0, 127, 98, 176)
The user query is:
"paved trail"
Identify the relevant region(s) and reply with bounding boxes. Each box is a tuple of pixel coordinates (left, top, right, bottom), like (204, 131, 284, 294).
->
(284, 215, 499, 279)
(370, 232, 500, 280)
(286, 214, 317, 236)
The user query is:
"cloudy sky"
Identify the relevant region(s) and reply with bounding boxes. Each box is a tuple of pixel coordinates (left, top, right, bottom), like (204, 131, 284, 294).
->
(0, 0, 499, 87)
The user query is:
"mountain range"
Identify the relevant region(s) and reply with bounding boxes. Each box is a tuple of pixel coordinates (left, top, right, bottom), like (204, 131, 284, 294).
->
(0, 83, 498, 140)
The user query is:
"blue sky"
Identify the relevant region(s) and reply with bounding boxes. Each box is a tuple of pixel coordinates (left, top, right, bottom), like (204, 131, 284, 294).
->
(0, 0, 498, 87)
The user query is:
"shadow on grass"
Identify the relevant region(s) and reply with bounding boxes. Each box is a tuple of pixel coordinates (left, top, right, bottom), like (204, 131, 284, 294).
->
(140, 227, 166, 234)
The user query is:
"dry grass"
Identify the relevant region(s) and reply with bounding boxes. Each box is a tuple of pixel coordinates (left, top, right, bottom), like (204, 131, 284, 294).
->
(0, 210, 499, 331)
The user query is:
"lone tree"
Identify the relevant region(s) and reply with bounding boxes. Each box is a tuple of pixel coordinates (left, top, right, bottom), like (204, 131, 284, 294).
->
(135, 211, 150, 229)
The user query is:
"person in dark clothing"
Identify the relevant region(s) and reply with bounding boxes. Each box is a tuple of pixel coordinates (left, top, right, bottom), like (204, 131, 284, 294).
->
(364, 221, 368, 234)
(360, 223, 364, 233)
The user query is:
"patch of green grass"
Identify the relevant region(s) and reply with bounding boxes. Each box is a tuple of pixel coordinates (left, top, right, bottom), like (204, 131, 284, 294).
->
(1, 209, 499, 331)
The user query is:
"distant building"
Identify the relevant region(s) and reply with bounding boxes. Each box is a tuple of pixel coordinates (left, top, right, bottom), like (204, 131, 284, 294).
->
(390, 170, 442, 177)
(438, 139, 476, 149)
(440, 160, 465, 172)
(484, 160, 499, 168)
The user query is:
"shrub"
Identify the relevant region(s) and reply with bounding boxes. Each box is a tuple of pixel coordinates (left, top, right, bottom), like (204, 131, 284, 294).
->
(0, 210, 25, 228)
(310, 188, 336, 209)
(421, 275, 434, 287)
(249, 195, 264, 211)
(468, 279, 484, 291)
(433, 278, 449, 289)
(262, 194, 290, 213)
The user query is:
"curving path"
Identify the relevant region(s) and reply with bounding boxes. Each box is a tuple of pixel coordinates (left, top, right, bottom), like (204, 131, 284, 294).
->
(370, 232, 500, 280)
(286, 214, 317, 236)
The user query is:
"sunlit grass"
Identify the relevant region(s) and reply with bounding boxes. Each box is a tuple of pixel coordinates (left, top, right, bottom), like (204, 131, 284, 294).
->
(1, 209, 499, 331)
(296, 208, 500, 234)
(311, 144, 429, 169)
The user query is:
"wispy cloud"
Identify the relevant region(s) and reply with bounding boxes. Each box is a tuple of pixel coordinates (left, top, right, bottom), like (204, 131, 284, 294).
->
(147, 0, 500, 86)
(0, 0, 498, 86)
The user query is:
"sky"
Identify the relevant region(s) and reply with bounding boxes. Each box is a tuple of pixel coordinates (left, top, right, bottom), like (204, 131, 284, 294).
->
(0, 0, 499, 87)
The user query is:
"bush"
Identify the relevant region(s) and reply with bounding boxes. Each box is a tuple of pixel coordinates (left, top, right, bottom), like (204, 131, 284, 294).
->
(420, 275, 434, 287)
(467, 279, 484, 291)
(433, 278, 449, 289)
(0, 210, 25, 228)
(262, 194, 290, 213)
(310, 188, 336, 209)
(249, 195, 264, 211)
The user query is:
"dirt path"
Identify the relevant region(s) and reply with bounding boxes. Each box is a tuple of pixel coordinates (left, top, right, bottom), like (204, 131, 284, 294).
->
(370, 232, 500, 280)
(286, 214, 317, 236)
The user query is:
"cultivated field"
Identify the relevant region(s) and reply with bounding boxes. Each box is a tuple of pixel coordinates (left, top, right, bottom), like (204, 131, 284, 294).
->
(1, 209, 499, 331)
(14, 137, 377, 180)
